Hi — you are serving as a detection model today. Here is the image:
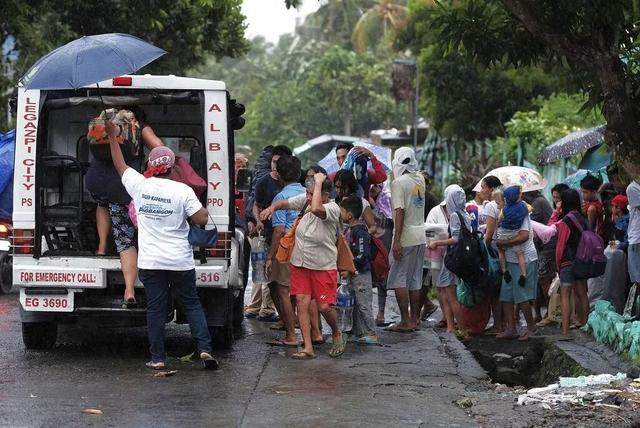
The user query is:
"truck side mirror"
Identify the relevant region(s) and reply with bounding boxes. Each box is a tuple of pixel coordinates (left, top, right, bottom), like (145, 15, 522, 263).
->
(236, 168, 252, 193)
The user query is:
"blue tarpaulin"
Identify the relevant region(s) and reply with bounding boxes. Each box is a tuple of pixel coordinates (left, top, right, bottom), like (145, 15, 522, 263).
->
(0, 130, 15, 220)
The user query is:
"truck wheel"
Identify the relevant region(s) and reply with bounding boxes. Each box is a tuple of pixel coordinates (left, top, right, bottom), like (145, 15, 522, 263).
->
(22, 322, 58, 350)
(232, 289, 245, 330)
(210, 326, 234, 349)
(0, 252, 12, 294)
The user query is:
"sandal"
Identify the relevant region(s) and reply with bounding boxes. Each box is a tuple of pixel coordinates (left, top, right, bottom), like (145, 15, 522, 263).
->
(356, 335, 381, 346)
(518, 329, 538, 341)
(200, 352, 220, 370)
(146, 361, 166, 370)
(329, 336, 347, 358)
(384, 324, 414, 333)
(376, 320, 391, 327)
(265, 339, 299, 348)
(122, 298, 137, 309)
(536, 318, 556, 327)
(291, 351, 316, 360)
(312, 338, 326, 346)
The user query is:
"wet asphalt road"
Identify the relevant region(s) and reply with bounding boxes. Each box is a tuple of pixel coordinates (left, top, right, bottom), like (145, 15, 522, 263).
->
(0, 288, 487, 427)
(0, 288, 615, 428)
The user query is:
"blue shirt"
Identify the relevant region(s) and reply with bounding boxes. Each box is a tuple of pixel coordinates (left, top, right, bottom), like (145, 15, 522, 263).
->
(272, 183, 306, 231)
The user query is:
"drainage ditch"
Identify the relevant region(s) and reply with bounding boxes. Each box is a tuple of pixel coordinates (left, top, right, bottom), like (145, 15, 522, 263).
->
(465, 336, 591, 388)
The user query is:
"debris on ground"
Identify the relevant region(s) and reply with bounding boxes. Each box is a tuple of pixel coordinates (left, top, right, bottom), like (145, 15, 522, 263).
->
(517, 373, 640, 411)
(154, 370, 178, 378)
(454, 398, 473, 408)
(558, 372, 626, 388)
(81, 408, 103, 415)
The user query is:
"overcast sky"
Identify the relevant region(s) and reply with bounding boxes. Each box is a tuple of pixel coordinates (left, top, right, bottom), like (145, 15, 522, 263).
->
(242, 0, 322, 43)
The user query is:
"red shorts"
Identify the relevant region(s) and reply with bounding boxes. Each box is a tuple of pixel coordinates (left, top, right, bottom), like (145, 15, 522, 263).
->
(289, 265, 338, 305)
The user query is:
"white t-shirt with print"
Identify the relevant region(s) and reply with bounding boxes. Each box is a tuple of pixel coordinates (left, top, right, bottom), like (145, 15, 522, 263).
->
(391, 172, 427, 247)
(122, 168, 203, 270)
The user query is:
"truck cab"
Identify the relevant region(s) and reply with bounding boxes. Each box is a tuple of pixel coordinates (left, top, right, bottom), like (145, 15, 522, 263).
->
(12, 75, 248, 349)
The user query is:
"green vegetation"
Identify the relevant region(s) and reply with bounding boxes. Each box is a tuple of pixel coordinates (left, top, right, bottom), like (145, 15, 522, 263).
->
(492, 93, 605, 166)
(419, 0, 640, 176)
(191, 1, 408, 157)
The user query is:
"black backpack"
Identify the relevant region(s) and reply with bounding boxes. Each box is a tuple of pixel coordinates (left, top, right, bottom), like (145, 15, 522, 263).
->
(444, 212, 488, 284)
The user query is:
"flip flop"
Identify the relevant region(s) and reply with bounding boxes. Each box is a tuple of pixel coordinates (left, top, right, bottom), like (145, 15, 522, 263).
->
(518, 329, 538, 341)
(329, 336, 347, 358)
(312, 339, 326, 345)
(356, 335, 381, 346)
(122, 298, 137, 309)
(291, 351, 316, 360)
(376, 320, 392, 327)
(384, 324, 414, 333)
(266, 339, 299, 348)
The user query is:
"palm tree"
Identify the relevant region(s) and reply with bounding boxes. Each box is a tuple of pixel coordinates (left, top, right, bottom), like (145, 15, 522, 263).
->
(351, 0, 410, 53)
(301, 0, 375, 47)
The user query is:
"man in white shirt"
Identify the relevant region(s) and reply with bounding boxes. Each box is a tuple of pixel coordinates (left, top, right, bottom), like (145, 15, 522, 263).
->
(386, 147, 427, 332)
(106, 120, 218, 371)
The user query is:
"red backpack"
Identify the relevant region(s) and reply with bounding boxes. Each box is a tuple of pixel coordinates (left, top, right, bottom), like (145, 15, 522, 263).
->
(370, 236, 390, 283)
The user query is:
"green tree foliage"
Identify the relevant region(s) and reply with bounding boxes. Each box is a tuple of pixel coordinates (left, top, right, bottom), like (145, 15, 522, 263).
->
(425, 0, 640, 175)
(1, 0, 248, 129)
(231, 45, 406, 155)
(491, 93, 605, 165)
(401, 0, 569, 143)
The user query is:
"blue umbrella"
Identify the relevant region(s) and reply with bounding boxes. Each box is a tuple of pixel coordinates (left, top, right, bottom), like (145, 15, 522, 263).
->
(564, 169, 608, 190)
(21, 33, 166, 90)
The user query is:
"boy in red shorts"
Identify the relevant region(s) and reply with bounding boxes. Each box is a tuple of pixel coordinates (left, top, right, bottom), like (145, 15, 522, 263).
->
(262, 173, 345, 359)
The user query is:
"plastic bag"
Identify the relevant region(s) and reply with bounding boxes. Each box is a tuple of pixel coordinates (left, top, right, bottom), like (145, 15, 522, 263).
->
(548, 274, 561, 297)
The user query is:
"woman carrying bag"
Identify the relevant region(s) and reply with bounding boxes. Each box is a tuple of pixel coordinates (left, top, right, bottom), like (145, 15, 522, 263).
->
(261, 173, 351, 359)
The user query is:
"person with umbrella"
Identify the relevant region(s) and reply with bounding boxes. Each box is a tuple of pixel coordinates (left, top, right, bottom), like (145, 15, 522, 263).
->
(20, 34, 167, 308)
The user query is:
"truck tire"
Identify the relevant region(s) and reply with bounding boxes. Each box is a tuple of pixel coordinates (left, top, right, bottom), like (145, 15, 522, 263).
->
(233, 236, 250, 329)
(209, 325, 234, 349)
(0, 252, 12, 294)
(22, 322, 58, 350)
(232, 289, 245, 330)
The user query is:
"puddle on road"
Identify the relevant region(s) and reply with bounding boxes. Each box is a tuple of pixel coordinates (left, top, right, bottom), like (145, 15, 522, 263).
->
(465, 336, 590, 388)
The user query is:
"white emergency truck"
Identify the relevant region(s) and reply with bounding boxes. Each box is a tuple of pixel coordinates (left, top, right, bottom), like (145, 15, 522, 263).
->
(11, 75, 248, 349)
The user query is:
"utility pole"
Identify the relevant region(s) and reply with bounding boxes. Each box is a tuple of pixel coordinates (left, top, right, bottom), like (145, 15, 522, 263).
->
(392, 58, 419, 150)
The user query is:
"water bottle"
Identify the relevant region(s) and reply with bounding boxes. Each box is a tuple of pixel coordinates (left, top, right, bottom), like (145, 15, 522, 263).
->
(336, 278, 354, 332)
(250, 235, 267, 284)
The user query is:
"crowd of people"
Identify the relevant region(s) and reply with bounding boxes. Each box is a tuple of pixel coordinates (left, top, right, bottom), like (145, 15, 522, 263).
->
(240, 142, 640, 359)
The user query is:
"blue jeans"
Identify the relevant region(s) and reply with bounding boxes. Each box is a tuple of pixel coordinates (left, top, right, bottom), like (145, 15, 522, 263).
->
(139, 269, 212, 363)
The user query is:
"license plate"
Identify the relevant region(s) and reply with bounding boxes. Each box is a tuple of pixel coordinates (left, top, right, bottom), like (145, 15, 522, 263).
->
(20, 289, 74, 312)
(195, 269, 227, 286)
